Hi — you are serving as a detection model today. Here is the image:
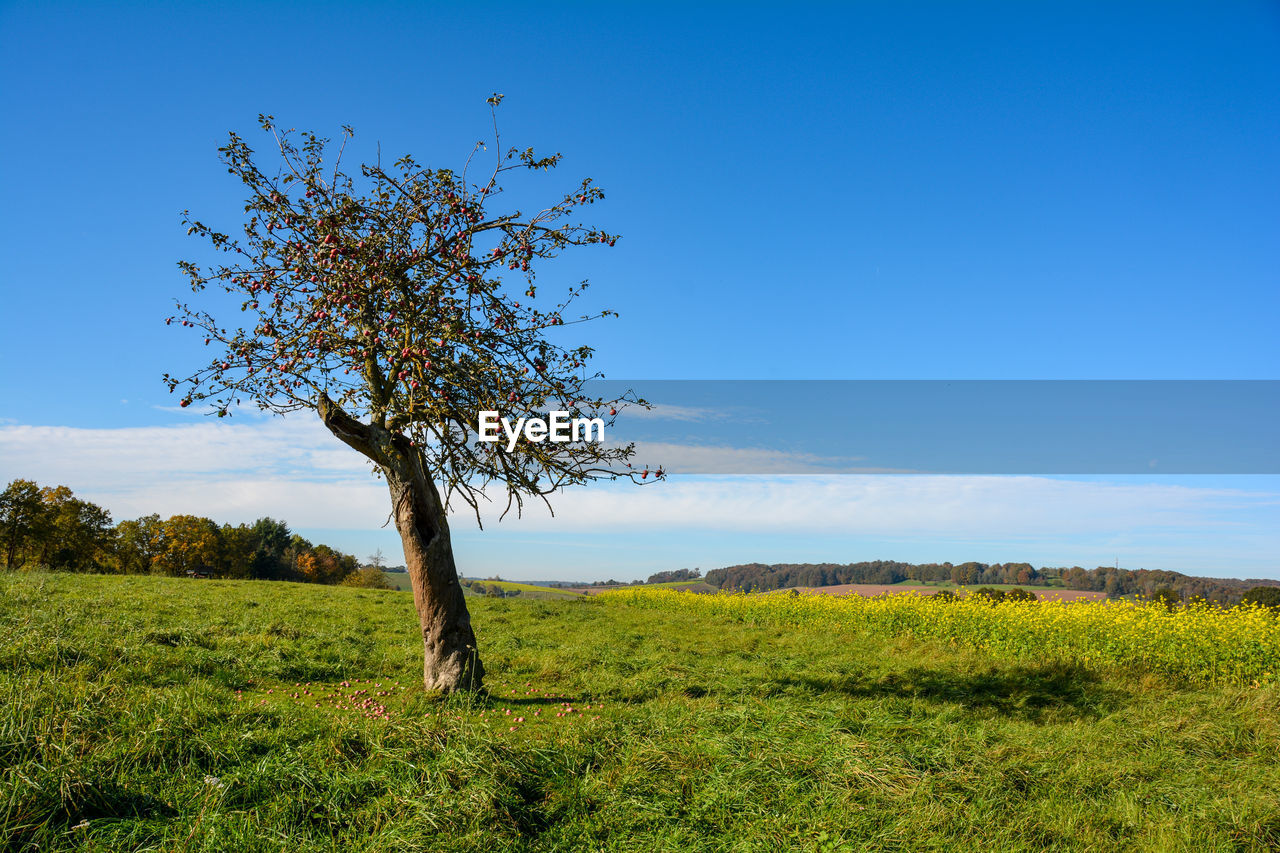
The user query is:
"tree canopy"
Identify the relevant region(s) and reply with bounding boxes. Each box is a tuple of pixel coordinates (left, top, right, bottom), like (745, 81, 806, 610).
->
(166, 99, 660, 523)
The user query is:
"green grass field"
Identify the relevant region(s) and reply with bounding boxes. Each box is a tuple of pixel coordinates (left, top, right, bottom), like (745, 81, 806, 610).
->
(379, 571, 413, 591)
(2, 572, 1278, 851)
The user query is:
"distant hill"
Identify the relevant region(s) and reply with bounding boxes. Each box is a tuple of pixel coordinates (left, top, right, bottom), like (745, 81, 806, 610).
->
(706, 561, 1033, 591)
(1039, 565, 1279, 603)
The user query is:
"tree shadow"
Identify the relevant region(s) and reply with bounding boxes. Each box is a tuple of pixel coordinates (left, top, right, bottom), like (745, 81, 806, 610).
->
(770, 661, 1125, 722)
(473, 691, 586, 708)
(6, 776, 177, 849)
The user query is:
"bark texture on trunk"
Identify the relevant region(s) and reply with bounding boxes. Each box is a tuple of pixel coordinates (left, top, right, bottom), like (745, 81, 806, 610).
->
(319, 395, 483, 692)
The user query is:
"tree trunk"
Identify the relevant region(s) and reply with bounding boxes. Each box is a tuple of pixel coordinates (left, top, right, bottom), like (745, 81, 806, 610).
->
(5, 524, 18, 570)
(382, 448, 483, 692)
(318, 395, 483, 692)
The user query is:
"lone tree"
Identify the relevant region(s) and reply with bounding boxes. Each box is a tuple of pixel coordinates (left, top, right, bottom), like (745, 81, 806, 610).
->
(166, 97, 659, 692)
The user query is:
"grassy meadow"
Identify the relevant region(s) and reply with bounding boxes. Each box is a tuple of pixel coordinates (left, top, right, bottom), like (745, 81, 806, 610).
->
(377, 571, 415, 592)
(2, 572, 1279, 852)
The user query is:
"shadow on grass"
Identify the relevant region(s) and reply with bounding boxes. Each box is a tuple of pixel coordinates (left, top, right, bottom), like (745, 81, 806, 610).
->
(6, 776, 177, 849)
(767, 661, 1126, 722)
(429, 690, 588, 710)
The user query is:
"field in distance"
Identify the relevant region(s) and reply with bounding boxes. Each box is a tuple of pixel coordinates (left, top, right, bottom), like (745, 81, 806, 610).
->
(3, 571, 1278, 851)
(784, 583, 1108, 602)
(565, 579, 719, 595)
(380, 575, 1082, 600)
(465, 579, 585, 599)
(382, 574, 719, 598)
(380, 572, 586, 599)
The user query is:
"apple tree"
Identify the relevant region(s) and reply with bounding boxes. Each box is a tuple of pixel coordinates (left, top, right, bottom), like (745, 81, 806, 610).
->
(166, 97, 659, 692)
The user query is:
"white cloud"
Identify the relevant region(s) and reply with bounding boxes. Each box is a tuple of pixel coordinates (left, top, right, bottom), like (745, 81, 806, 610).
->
(0, 419, 367, 484)
(499, 475, 1278, 538)
(0, 420, 1276, 559)
(0, 418, 387, 526)
(621, 402, 731, 422)
(613, 440, 882, 474)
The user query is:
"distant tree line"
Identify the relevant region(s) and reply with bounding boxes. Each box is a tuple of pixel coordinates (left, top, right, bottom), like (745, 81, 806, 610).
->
(1038, 565, 1279, 605)
(705, 560, 1279, 604)
(1, 478, 364, 584)
(646, 568, 701, 584)
(705, 561, 1043, 592)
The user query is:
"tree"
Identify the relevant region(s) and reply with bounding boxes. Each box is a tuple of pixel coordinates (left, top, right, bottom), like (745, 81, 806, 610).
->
(951, 563, 982, 586)
(166, 100, 658, 692)
(283, 533, 313, 578)
(1151, 587, 1181, 611)
(1241, 586, 1280, 611)
(0, 480, 112, 571)
(342, 566, 395, 590)
(646, 568, 701, 584)
(116, 514, 165, 574)
(249, 517, 292, 578)
(220, 523, 258, 579)
(41, 489, 114, 571)
(296, 551, 321, 582)
(153, 515, 222, 576)
(1, 479, 48, 569)
(304, 544, 358, 584)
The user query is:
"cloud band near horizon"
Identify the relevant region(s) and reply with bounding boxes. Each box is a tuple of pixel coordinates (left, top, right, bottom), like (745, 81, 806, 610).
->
(0, 418, 1276, 579)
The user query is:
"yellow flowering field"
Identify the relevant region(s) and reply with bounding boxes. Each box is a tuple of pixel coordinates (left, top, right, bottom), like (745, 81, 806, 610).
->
(600, 587, 1280, 687)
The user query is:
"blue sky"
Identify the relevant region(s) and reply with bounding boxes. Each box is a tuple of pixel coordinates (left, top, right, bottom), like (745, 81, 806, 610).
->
(1, 2, 1276, 579)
